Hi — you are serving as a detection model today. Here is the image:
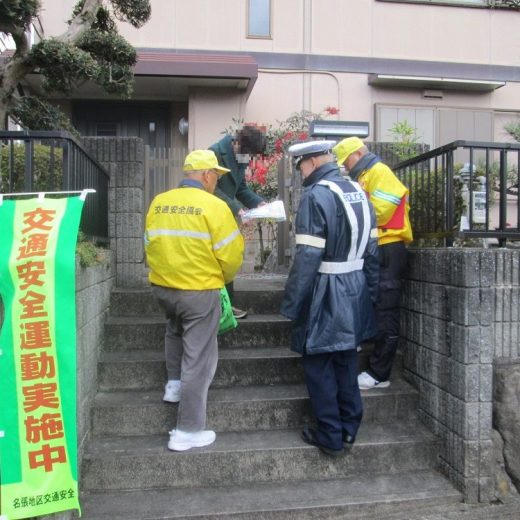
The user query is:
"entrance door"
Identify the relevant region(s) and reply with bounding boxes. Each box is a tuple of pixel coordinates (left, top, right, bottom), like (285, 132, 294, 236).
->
(72, 101, 170, 147)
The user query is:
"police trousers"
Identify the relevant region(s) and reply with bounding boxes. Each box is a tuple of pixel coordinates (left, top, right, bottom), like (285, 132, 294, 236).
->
(302, 349, 362, 451)
(152, 285, 220, 432)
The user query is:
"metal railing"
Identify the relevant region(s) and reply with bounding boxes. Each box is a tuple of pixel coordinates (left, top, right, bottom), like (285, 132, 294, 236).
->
(0, 130, 109, 238)
(394, 140, 520, 246)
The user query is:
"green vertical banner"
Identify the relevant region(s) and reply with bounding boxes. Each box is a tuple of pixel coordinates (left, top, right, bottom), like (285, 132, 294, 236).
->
(0, 195, 84, 519)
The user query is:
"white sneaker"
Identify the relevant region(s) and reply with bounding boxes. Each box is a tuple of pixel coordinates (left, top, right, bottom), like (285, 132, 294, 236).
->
(356, 345, 363, 353)
(163, 380, 181, 403)
(168, 429, 216, 451)
(232, 306, 248, 319)
(358, 371, 390, 390)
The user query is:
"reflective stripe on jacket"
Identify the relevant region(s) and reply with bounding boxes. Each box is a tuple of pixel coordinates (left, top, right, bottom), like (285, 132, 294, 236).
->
(145, 184, 244, 290)
(357, 159, 413, 245)
(280, 162, 379, 355)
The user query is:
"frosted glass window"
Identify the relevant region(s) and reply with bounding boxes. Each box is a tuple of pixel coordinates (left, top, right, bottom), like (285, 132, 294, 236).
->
(248, 0, 271, 38)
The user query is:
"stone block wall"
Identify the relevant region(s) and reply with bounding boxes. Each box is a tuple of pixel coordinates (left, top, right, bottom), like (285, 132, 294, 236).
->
(492, 251, 520, 358)
(401, 248, 520, 502)
(75, 250, 115, 459)
(82, 137, 148, 288)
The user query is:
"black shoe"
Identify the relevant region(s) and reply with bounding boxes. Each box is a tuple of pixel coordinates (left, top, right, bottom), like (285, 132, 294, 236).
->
(343, 432, 355, 450)
(301, 427, 344, 458)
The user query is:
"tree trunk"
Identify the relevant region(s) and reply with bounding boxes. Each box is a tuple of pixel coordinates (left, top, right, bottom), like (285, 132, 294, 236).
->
(59, 0, 103, 43)
(0, 25, 32, 128)
(0, 0, 103, 126)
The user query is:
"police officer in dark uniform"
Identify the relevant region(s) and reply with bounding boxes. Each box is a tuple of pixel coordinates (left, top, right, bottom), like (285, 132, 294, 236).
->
(280, 140, 379, 456)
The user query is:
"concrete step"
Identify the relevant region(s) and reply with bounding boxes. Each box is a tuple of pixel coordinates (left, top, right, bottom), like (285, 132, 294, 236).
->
(104, 314, 292, 351)
(110, 285, 285, 317)
(92, 380, 418, 436)
(80, 469, 461, 519)
(98, 345, 403, 392)
(81, 421, 440, 492)
(98, 348, 304, 391)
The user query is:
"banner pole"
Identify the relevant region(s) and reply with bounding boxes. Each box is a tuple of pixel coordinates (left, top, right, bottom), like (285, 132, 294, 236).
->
(0, 189, 96, 205)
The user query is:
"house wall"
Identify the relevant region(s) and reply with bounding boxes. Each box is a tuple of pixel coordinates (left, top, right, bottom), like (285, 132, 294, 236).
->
(109, 1, 520, 65)
(41, 0, 520, 68)
(36, 1, 520, 147)
(188, 87, 246, 149)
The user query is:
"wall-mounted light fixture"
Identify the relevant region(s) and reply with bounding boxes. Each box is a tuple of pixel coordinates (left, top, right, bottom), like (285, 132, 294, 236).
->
(178, 117, 189, 136)
(309, 120, 370, 140)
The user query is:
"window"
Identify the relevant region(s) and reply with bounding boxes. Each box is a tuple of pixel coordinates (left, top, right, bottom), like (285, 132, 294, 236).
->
(248, 0, 271, 38)
(376, 105, 493, 150)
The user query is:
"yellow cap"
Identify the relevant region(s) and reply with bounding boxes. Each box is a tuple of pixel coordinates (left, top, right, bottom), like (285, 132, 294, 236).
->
(332, 137, 365, 167)
(183, 150, 230, 174)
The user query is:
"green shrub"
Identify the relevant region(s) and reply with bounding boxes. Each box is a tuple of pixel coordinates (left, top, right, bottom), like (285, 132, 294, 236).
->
(76, 231, 103, 267)
(406, 167, 464, 236)
(389, 121, 421, 162)
(1, 143, 63, 192)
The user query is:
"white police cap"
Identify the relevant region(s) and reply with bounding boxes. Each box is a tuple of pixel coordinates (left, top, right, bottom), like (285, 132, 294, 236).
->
(288, 140, 336, 168)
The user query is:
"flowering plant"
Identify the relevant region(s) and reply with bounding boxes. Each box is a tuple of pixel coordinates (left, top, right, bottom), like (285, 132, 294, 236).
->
(245, 106, 340, 200)
(224, 106, 340, 269)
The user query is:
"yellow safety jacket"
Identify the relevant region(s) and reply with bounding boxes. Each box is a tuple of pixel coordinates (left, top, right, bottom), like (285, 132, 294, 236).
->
(357, 161, 413, 246)
(145, 181, 244, 290)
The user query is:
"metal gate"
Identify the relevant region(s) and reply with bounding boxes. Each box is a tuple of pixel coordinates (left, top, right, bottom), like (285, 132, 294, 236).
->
(144, 145, 188, 210)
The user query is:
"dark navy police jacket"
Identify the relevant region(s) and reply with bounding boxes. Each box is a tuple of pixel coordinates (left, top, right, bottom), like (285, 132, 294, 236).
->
(280, 161, 379, 355)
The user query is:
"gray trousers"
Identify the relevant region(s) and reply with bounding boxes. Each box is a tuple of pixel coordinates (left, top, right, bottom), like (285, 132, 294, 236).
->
(152, 286, 221, 431)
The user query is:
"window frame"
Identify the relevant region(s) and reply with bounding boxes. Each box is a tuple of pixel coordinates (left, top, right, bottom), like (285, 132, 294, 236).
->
(246, 0, 272, 39)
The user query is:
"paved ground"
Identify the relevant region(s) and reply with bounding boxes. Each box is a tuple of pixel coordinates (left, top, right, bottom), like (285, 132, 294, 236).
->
(329, 498, 520, 520)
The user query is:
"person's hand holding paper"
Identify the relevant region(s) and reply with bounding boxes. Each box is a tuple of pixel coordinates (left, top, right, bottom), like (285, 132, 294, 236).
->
(240, 200, 286, 223)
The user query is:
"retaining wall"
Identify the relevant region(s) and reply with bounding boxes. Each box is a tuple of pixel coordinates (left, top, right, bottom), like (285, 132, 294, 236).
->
(401, 248, 520, 502)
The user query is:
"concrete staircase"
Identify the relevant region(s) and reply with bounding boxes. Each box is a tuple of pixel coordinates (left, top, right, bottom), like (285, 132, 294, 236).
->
(80, 278, 461, 519)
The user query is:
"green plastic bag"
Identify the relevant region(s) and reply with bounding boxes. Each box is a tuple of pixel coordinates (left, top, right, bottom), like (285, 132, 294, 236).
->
(219, 286, 238, 334)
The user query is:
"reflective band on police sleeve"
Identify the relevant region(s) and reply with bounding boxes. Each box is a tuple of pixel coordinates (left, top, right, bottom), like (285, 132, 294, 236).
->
(318, 259, 364, 274)
(295, 234, 326, 248)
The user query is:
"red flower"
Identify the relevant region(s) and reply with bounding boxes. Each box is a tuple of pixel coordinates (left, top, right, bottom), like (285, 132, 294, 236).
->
(249, 161, 268, 186)
(298, 132, 308, 140)
(257, 169, 267, 185)
(325, 106, 339, 115)
(275, 139, 283, 153)
(256, 166, 268, 185)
